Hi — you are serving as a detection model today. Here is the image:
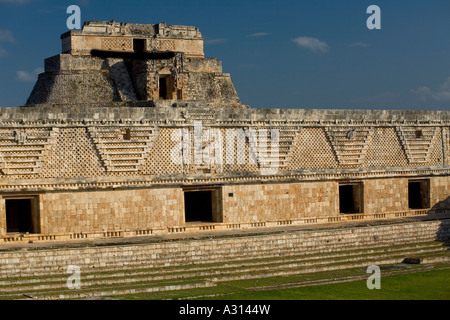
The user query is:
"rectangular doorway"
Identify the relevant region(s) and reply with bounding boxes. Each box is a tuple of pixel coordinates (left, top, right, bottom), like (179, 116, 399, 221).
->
(159, 76, 168, 100)
(184, 189, 222, 223)
(339, 183, 363, 214)
(408, 180, 430, 209)
(133, 39, 145, 53)
(5, 198, 38, 233)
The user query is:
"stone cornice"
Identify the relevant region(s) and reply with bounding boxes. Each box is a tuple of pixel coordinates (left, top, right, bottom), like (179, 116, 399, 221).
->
(1, 167, 449, 193)
(1, 105, 450, 124)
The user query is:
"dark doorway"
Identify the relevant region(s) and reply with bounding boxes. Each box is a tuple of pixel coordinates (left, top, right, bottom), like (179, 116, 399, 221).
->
(122, 128, 131, 141)
(409, 180, 429, 209)
(339, 185, 355, 214)
(184, 191, 213, 222)
(159, 77, 168, 100)
(133, 39, 145, 53)
(339, 184, 363, 214)
(6, 199, 33, 233)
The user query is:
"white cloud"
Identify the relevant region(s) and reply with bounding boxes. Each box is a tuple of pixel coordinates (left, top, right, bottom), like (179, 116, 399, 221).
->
(349, 42, 370, 48)
(0, 29, 14, 43)
(292, 36, 329, 53)
(16, 71, 35, 82)
(411, 77, 450, 102)
(205, 38, 227, 45)
(0, 30, 14, 57)
(16, 68, 43, 82)
(412, 86, 433, 102)
(247, 32, 270, 38)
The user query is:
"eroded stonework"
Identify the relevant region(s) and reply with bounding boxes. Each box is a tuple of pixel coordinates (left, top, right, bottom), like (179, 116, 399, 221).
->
(28, 21, 240, 106)
(0, 21, 449, 243)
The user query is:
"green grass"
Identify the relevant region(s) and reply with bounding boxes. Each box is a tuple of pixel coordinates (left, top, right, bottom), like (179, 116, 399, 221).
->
(1, 240, 447, 300)
(207, 268, 450, 300)
(117, 264, 450, 300)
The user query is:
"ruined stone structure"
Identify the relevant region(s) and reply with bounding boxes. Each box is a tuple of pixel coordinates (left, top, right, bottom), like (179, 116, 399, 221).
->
(27, 21, 240, 106)
(0, 21, 449, 244)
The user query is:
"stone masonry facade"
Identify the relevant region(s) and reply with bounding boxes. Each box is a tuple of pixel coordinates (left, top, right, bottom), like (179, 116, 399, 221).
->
(0, 21, 449, 244)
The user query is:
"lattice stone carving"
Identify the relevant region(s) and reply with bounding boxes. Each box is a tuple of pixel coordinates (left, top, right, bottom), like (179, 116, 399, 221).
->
(0, 128, 58, 175)
(218, 126, 296, 174)
(429, 128, 443, 166)
(141, 128, 184, 175)
(286, 128, 338, 170)
(102, 37, 132, 51)
(220, 128, 259, 174)
(325, 127, 373, 166)
(365, 127, 408, 167)
(159, 39, 176, 51)
(395, 126, 438, 165)
(267, 127, 297, 171)
(40, 128, 105, 178)
(88, 126, 159, 173)
(141, 126, 297, 176)
(147, 39, 160, 51)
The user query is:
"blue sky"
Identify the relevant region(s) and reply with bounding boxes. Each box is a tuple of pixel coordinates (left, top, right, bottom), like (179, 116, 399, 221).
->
(0, 0, 449, 110)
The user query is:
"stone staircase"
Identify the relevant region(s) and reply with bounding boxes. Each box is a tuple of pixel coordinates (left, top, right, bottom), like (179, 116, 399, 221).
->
(0, 128, 58, 175)
(256, 127, 297, 172)
(0, 219, 448, 300)
(395, 127, 437, 165)
(87, 126, 159, 173)
(325, 127, 373, 166)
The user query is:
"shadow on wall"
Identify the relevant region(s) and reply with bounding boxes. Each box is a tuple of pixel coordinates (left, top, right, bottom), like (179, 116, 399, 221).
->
(26, 72, 56, 105)
(430, 196, 450, 242)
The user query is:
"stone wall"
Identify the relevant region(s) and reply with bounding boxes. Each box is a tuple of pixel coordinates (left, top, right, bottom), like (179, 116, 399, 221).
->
(431, 176, 450, 210)
(8, 105, 450, 122)
(4, 20, 449, 244)
(364, 178, 409, 214)
(0, 105, 448, 190)
(222, 182, 338, 222)
(185, 57, 222, 73)
(27, 70, 120, 105)
(0, 219, 449, 278)
(0, 200, 4, 236)
(61, 21, 204, 57)
(27, 52, 240, 105)
(39, 188, 184, 234)
(0, 176, 448, 240)
(185, 72, 240, 104)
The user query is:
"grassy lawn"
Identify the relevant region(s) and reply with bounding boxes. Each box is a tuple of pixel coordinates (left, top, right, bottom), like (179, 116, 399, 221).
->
(117, 264, 450, 300)
(209, 268, 450, 300)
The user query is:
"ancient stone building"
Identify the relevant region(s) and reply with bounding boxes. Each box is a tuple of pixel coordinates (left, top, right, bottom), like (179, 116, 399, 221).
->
(27, 21, 240, 106)
(0, 21, 449, 243)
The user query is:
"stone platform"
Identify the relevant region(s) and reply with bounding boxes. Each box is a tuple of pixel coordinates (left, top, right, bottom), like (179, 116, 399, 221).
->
(0, 216, 449, 299)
